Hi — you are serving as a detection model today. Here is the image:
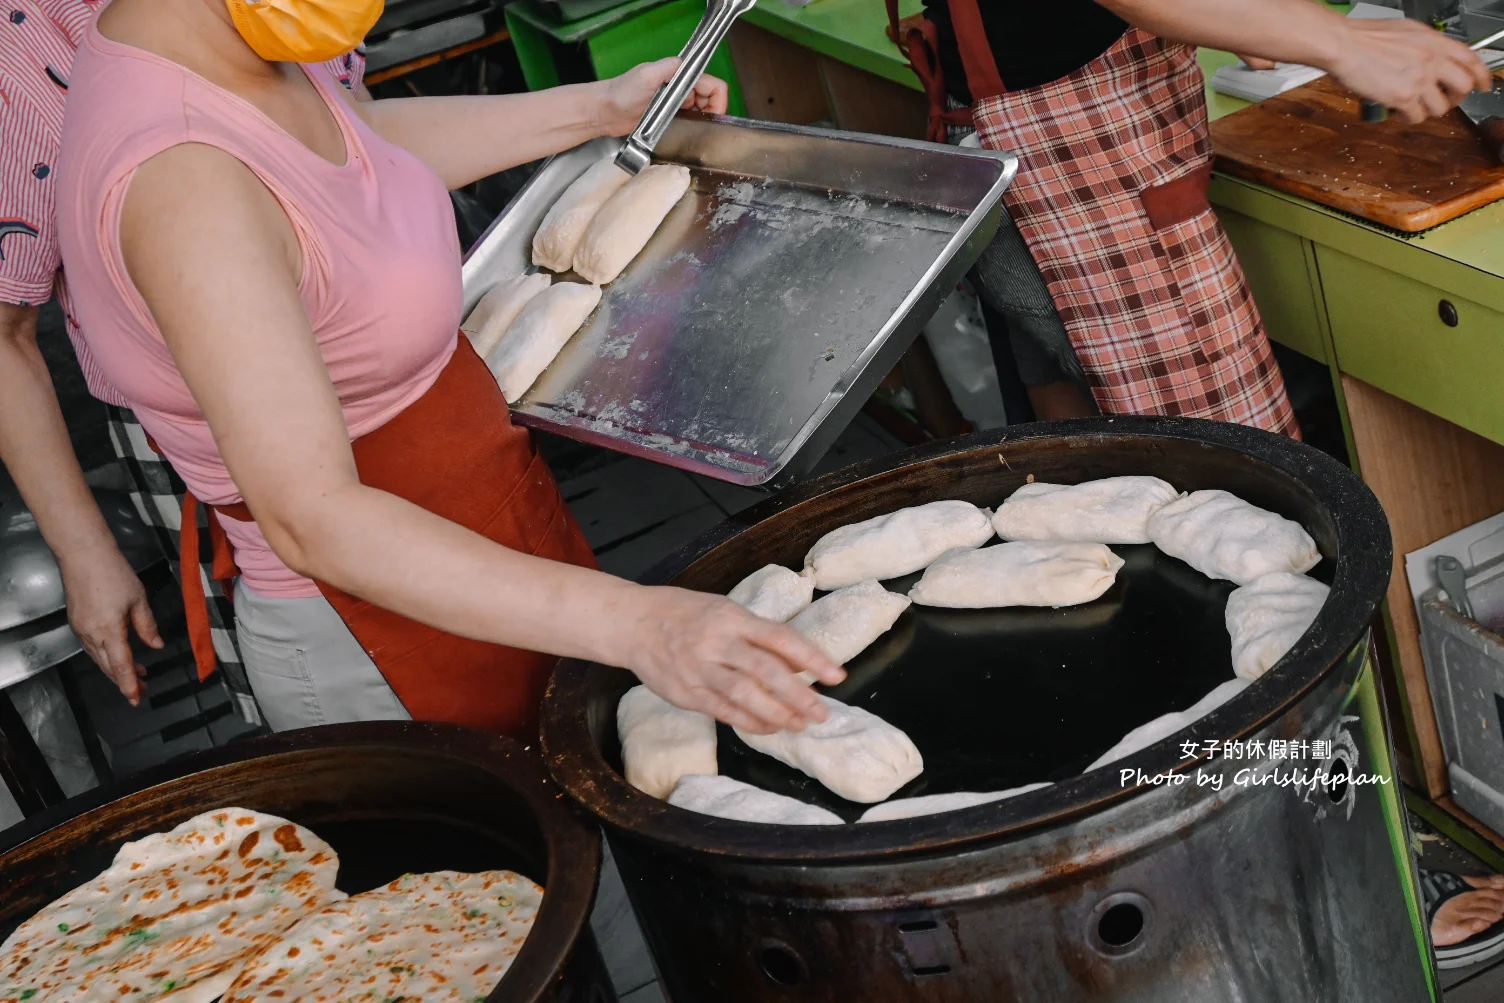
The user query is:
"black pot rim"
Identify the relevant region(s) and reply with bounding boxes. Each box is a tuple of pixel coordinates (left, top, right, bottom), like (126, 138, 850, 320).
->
(541, 417, 1393, 863)
(0, 721, 600, 1003)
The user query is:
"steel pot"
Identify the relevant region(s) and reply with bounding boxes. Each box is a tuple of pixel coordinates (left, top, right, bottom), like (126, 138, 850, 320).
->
(541, 417, 1432, 1003)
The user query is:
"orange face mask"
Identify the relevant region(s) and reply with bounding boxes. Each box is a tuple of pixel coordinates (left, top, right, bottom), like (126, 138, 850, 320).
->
(224, 0, 383, 64)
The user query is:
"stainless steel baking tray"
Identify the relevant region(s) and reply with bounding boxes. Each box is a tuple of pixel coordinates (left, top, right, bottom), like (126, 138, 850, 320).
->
(461, 115, 1017, 485)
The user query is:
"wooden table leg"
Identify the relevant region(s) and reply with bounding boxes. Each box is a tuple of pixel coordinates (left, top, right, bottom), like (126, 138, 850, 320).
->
(0, 687, 67, 817)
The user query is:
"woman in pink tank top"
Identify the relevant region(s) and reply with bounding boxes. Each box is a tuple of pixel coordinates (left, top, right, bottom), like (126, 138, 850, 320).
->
(56, 0, 845, 738)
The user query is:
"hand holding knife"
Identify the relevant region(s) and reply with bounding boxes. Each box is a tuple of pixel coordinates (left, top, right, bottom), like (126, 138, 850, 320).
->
(1359, 25, 1504, 126)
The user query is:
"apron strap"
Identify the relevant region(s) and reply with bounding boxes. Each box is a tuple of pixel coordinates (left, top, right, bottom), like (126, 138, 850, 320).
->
(888, 0, 977, 143)
(944, 0, 1007, 102)
(145, 431, 244, 683)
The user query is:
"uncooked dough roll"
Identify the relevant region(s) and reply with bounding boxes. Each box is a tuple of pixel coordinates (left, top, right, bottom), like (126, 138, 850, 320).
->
(668, 775, 844, 825)
(908, 541, 1124, 608)
(735, 695, 923, 803)
(787, 579, 911, 665)
(804, 500, 995, 590)
(858, 783, 1052, 823)
(992, 476, 1181, 544)
(462, 273, 552, 358)
(487, 281, 602, 402)
(727, 565, 815, 623)
(1146, 489, 1320, 586)
(532, 156, 632, 272)
(573, 164, 692, 284)
(1084, 677, 1251, 772)
(1225, 572, 1330, 680)
(616, 685, 717, 799)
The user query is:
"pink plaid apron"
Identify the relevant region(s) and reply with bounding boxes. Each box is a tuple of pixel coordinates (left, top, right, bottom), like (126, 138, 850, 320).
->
(943, 10, 1297, 434)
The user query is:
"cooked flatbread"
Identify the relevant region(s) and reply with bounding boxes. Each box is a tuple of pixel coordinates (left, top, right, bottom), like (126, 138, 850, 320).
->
(222, 870, 543, 1003)
(0, 808, 341, 1003)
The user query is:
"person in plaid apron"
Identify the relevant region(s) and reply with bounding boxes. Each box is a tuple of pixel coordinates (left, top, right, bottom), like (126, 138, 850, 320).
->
(0, 0, 366, 724)
(901, 0, 1490, 428)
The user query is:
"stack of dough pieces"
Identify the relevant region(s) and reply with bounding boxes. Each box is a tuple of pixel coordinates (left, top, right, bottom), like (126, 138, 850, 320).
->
(531, 156, 632, 272)
(668, 774, 843, 825)
(728, 564, 816, 623)
(908, 541, 1124, 608)
(858, 783, 1052, 822)
(1085, 677, 1251, 772)
(992, 476, 1180, 544)
(1225, 572, 1331, 680)
(1147, 489, 1321, 585)
(222, 870, 543, 1003)
(616, 684, 717, 799)
(0, 808, 342, 1003)
(804, 500, 994, 589)
(787, 580, 911, 665)
(461, 272, 552, 358)
(574, 164, 692, 284)
(486, 281, 602, 402)
(735, 695, 923, 803)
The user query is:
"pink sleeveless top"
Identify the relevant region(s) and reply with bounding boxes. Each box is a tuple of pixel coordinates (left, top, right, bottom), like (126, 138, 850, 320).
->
(57, 24, 463, 598)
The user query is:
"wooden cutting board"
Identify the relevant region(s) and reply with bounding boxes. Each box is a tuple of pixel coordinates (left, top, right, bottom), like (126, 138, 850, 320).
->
(1209, 75, 1504, 232)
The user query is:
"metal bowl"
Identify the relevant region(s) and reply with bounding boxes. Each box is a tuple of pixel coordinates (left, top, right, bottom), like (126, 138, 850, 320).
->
(0, 488, 163, 632)
(0, 722, 613, 1003)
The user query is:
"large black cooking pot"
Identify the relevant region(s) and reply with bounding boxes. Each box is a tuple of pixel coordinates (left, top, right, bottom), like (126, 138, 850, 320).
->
(542, 418, 1433, 1002)
(0, 722, 615, 1003)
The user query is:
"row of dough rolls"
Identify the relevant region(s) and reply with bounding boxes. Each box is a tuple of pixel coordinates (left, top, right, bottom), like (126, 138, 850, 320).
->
(619, 475, 1332, 828)
(460, 153, 694, 404)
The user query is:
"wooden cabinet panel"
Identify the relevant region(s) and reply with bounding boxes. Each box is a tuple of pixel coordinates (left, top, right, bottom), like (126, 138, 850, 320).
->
(1319, 247, 1504, 447)
(1342, 376, 1504, 799)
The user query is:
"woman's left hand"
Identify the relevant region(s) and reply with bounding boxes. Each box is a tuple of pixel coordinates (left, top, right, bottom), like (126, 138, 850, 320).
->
(595, 57, 729, 136)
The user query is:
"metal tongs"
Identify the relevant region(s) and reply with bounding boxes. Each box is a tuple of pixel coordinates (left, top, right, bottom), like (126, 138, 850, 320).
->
(614, 0, 757, 174)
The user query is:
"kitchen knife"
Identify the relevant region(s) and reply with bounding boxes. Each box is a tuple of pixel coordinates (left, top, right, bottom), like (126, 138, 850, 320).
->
(1360, 24, 1504, 122)
(1459, 83, 1504, 163)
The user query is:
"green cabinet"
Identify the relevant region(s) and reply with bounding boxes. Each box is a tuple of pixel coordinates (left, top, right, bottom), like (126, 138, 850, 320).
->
(1217, 206, 1328, 364)
(505, 0, 746, 115)
(1318, 246, 1504, 448)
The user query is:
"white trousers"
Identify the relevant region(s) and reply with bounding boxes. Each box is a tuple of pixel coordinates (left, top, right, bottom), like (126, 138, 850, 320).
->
(233, 582, 410, 732)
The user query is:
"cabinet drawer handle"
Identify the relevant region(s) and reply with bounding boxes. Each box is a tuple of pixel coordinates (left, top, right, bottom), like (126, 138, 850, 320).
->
(1438, 300, 1460, 327)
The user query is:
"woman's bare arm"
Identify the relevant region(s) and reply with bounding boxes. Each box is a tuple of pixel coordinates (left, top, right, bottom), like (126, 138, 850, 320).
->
(118, 141, 840, 733)
(352, 58, 728, 190)
(1098, 0, 1491, 123)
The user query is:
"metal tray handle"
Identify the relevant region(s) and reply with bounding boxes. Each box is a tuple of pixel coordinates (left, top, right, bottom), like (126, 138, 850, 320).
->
(614, 0, 757, 174)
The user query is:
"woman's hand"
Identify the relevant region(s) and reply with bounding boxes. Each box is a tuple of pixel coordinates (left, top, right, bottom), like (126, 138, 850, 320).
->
(60, 546, 163, 706)
(1329, 19, 1492, 123)
(594, 57, 730, 137)
(625, 587, 845, 735)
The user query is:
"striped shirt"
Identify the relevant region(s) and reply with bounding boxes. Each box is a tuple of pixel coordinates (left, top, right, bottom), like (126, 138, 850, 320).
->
(0, 0, 365, 404)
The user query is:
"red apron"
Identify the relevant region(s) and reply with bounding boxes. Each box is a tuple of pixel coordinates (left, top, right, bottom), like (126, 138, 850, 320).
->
(905, 5, 1298, 435)
(174, 336, 596, 740)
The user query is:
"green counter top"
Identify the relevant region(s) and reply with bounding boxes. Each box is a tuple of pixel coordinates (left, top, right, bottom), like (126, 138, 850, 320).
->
(744, 0, 921, 87)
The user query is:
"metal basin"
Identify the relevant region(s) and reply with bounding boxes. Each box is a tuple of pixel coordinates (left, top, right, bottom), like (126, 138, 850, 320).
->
(541, 417, 1432, 1002)
(0, 722, 615, 1003)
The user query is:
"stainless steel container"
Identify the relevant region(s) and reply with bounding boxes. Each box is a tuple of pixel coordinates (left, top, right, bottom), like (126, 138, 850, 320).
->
(542, 418, 1434, 1002)
(0, 489, 164, 689)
